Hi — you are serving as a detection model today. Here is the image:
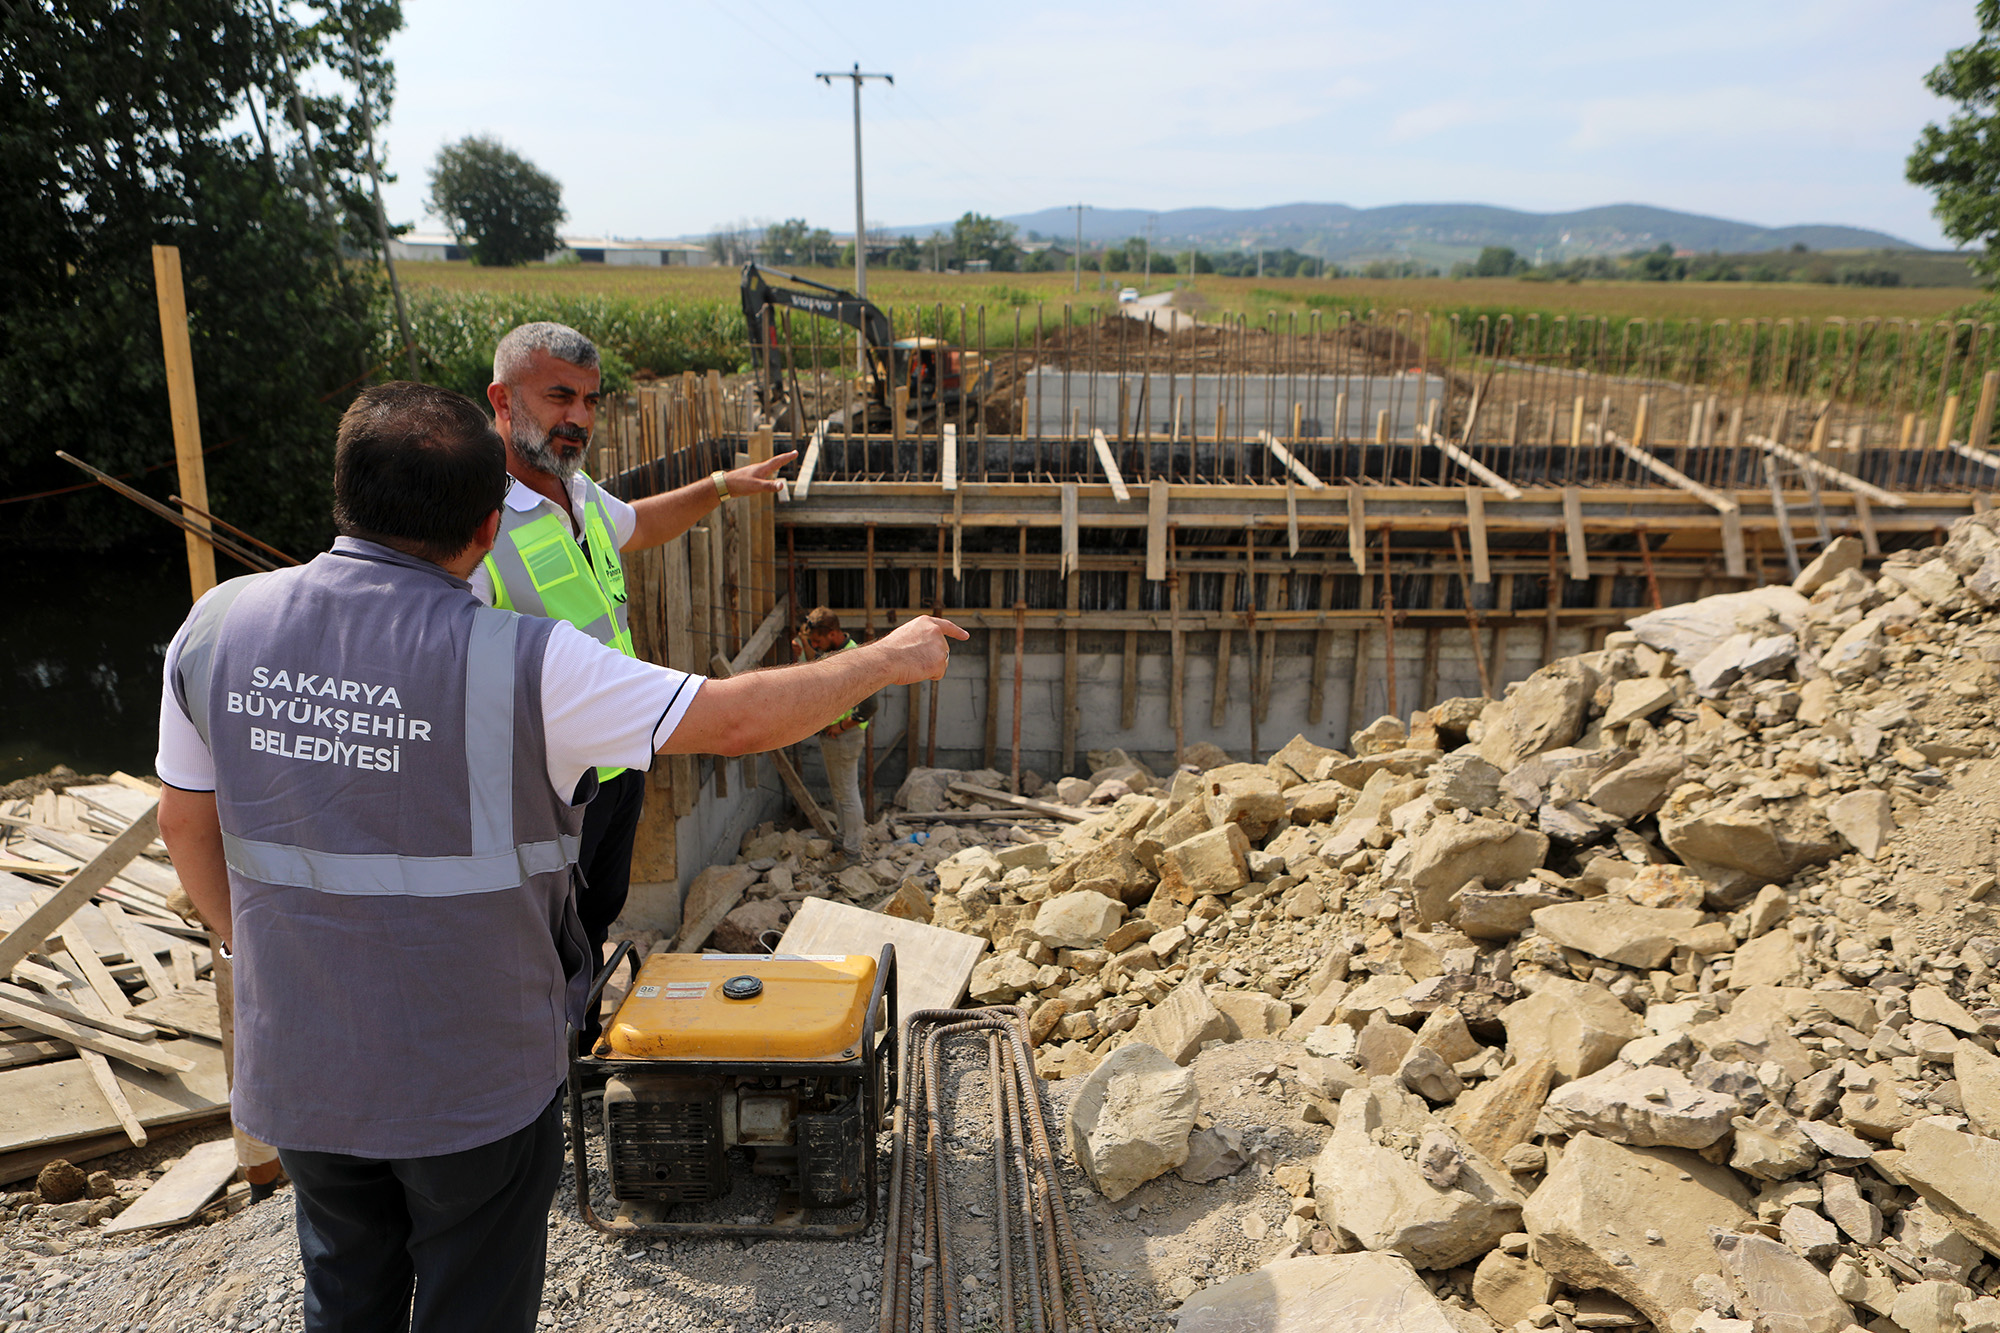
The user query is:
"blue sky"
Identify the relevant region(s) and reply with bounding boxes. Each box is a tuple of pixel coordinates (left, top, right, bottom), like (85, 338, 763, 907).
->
(371, 0, 1979, 248)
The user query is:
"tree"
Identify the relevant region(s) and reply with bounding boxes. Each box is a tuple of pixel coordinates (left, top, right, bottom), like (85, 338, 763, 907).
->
(761, 218, 812, 263)
(1910, 3, 2000, 282)
(951, 212, 1018, 268)
(1472, 246, 1525, 277)
(427, 136, 565, 267)
(1, 0, 398, 555)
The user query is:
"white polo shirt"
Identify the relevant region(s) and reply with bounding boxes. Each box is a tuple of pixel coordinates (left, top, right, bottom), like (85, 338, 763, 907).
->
(466, 473, 638, 608)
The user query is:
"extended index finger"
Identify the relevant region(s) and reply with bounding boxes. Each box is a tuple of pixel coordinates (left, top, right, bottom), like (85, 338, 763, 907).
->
(755, 451, 800, 475)
(933, 616, 971, 641)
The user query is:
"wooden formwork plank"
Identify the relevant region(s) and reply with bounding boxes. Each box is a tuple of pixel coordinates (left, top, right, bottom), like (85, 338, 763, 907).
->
(1146, 479, 1169, 581)
(1721, 509, 1749, 579)
(1346, 487, 1367, 574)
(1465, 489, 1492, 585)
(941, 423, 958, 493)
(1121, 571, 1141, 732)
(1213, 574, 1237, 730)
(1060, 484, 1079, 577)
(1751, 434, 1907, 509)
(1258, 430, 1326, 491)
(1562, 488, 1591, 581)
(1855, 495, 1881, 556)
(1089, 430, 1131, 502)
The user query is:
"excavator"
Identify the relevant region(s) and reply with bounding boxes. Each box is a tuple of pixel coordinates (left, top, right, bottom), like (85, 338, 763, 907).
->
(740, 262, 986, 434)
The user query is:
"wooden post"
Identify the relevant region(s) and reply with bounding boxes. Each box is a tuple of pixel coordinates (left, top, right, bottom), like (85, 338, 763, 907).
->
(1449, 527, 1492, 698)
(1146, 478, 1169, 581)
(1379, 526, 1398, 721)
(1212, 573, 1236, 729)
(1168, 525, 1186, 763)
(984, 569, 1003, 770)
(1346, 620, 1372, 748)
(1308, 563, 1334, 725)
(864, 524, 877, 820)
(1061, 562, 1080, 775)
(1562, 486, 1590, 581)
(1011, 524, 1027, 794)
(1465, 488, 1491, 584)
(1543, 532, 1561, 665)
(152, 246, 216, 601)
(1121, 571, 1141, 731)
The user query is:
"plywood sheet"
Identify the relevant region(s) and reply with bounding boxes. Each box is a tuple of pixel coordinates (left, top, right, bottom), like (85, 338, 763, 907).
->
(0, 1037, 226, 1165)
(105, 1137, 237, 1233)
(778, 898, 987, 1023)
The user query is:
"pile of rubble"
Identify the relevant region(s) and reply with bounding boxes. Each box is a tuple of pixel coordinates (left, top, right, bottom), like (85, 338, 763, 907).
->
(819, 515, 2000, 1332)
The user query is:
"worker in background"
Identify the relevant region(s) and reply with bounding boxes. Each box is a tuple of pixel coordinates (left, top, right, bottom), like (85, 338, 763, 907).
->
(794, 606, 875, 860)
(155, 381, 962, 1333)
(475, 322, 795, 1041)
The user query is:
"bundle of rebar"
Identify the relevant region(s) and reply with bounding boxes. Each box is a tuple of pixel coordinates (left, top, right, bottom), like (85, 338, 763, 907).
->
(880, 1007, 1098, 1333)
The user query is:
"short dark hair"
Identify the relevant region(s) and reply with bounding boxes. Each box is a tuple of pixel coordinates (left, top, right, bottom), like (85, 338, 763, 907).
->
(334, 382, 508, 563)
(803, 606, 843, 637)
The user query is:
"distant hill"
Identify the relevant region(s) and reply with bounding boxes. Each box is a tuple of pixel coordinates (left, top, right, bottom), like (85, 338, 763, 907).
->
(903, 202, 1919, 261)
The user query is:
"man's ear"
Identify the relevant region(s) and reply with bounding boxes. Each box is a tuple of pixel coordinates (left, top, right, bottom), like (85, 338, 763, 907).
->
(475, 508, 502, 556)
(486, 380, 509, 426)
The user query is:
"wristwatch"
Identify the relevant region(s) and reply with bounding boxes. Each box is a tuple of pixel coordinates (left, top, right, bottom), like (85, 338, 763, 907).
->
(711, 470, 730, 500)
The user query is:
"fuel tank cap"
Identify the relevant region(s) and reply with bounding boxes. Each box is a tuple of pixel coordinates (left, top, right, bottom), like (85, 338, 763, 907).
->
(721, 974, 764, 1000)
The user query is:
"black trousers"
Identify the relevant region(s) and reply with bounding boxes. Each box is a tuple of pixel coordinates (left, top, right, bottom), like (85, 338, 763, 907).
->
(576, 767, 645, 1042)
(278, 1095, 562, 1333)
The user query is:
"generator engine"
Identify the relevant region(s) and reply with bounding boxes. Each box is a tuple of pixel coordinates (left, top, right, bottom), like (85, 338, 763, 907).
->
(570, 947, 894, 1239)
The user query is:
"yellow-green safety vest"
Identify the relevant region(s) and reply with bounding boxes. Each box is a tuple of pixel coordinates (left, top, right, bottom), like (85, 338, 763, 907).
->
(483, 475, 634, 781)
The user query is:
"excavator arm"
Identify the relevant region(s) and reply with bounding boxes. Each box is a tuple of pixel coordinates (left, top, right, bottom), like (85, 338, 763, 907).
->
(741, 263, 895, 423)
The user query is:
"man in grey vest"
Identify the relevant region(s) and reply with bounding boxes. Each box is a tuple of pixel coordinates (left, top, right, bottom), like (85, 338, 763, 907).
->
(154, 382, 963, 1333)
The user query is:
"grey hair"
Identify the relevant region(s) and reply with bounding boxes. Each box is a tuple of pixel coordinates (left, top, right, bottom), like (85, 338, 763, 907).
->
(492, 322, 600, 385)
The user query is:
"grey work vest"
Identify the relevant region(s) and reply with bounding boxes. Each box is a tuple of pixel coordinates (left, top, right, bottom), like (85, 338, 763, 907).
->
(171, 537, 593, 1158)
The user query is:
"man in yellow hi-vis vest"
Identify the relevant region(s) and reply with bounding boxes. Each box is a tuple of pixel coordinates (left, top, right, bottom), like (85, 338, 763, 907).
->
(473, 323, 794, 1037)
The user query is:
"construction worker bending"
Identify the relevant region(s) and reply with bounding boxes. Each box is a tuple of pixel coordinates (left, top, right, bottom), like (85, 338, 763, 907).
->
(154, 382, 962, 1333)
(475, 321, 795, 1040)
(795, 606, 876, 859)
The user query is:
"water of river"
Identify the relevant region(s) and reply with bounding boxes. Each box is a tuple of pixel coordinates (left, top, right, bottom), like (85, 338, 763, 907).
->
(0, 547, 261, 785)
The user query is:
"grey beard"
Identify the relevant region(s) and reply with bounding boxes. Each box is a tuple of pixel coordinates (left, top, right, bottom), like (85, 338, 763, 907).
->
(513, 417, 588, 482)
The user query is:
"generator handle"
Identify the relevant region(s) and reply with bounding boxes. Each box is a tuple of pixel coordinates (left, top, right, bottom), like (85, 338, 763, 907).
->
(864, 942, 897, 1114)
(572, 939, 638, 1060)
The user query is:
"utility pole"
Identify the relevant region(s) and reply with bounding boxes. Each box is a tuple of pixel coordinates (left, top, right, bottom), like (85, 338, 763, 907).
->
(1071, 203, 1089, 294)
(1144, 215, 1155, 289)
(817, 63, 893, 298)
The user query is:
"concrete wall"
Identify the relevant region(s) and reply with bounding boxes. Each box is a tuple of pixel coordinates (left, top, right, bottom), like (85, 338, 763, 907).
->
(882, 626, 1596, 778)
(625, 754, 784, 934)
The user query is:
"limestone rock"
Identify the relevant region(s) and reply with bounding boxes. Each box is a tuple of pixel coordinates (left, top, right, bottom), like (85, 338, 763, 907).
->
(1126, 977, 1230, 1065)
(1398, 1046, 1465, 1104)
(876, 878, 932, 923)
(1521, 1132, 1754, 1328)
(1794, 535, 1865, 594)
(1453, 888, 1572, 941)
(1602, 676, 1678, 728)
(1531, 901, 1706, 970)
(1477, 659, 1600, 769)
(1538, 1062, 1740, 1148)
(1893, 1119, 2000, 1257)
(1381, 816, 1550, 925)
(1728, 1104, 1818, 1181)
(1445, 1056, 1556, 1167)
(711, 897, 789, 952)
(1204, 764, 1287, 842)
(1311, 1083, 1522, 1270)
(1780, 1205, 1840, 1261)
(1157, 823, 1252, 906)
(1210, 990, 1293, 1042)
(1585, 750, 1686, 822)
(1658, 794, 1840, 896)
(1501, 976, 1643, 1080)
(1269, 734, 1341, 788)
(1956, 1039, 2000, 1137)
(1472, 1249, 1558, 1329)
(1283, 780, 1347, 823)
(1713, 1230, 1856, 1333)
(895, 766, 962, 812)
(1628, 585, 1810, 664)
(1064, 1042, 1198, 1201)
(1616, 863, 1710, 910)
(969, 953, 1042, 1004)
(1424, 753, 1504, 812)
(1174, 1253, 1481, 1333)
(1729, 929, 1801, 988)
(1894, 1281, 1977, 1333)
(1177, 1125, 1250, 1183)
(1821, 1172, 1883, 1246)
(936, 845, 1002, 893)
(1050, 838, 1154, 904)
(1032, 891, 1125, 950)
(1826, 788, 1894, 859)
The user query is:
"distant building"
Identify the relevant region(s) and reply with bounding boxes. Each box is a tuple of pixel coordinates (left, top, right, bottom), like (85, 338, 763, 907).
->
(385, 233, 715, 266)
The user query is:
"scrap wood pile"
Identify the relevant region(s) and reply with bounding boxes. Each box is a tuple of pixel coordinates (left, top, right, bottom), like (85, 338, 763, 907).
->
(0, 774, 228, 1216)
(830, 511, 2000, 1331)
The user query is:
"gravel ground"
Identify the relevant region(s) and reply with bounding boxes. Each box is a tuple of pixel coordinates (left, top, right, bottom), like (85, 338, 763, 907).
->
(0, 1029, 1333, 1333)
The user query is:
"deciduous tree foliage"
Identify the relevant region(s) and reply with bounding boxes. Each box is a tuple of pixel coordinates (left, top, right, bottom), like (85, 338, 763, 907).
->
(0, 0, 400, 555)
(1909, 1, 2000, 284)
(427, 136, 566, 268)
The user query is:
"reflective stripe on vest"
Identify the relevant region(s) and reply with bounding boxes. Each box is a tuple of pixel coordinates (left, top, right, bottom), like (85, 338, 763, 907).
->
(178, 594, 580, 897)
(482, 476, 633, 784)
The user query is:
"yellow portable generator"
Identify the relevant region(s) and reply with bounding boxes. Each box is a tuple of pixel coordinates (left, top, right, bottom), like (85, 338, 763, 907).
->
(567, 941, 897, 1239)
